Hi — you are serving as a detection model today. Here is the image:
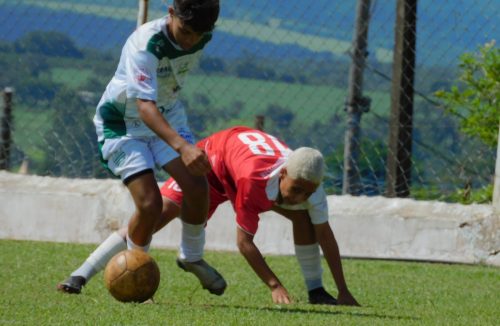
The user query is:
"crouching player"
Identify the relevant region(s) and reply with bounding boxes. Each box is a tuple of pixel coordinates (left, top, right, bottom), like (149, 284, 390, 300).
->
(58, 126, 359, 306)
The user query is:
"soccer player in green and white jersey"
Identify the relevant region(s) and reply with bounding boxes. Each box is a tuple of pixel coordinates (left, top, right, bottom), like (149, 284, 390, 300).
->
(58, 0, 226, 295)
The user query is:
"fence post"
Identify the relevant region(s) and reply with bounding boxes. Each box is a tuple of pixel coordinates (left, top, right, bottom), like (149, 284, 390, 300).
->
(386, 0, 417, 197)
(137, 0, 149, 28)
(493, 122, 500, 215)
(342, 0, 372, 195)
(255, 115, 265, 131)
(0, 87, 13, 170)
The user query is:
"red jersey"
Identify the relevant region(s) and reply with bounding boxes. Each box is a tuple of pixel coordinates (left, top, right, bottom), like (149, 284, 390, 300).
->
(161, 126, 328, 235)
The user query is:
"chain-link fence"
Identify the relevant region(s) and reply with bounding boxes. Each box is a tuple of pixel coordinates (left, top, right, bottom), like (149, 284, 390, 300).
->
(0, 0, 498, 203)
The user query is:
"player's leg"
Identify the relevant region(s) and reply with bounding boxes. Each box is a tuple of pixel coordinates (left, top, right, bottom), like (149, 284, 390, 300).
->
(58, 137, 163, 294)
(151, 102, 226, 295)
(100, 137, 162, 251)
(125, 171, 166, 250)
(291, 214, 337, 305)
(162, 161, 226, 295)
(57, 228, 127, 294)
(273, 207, 337, 305)
(151, 107, 209, 261)
(174, 186, 228, 296)
(164, 159, 208, 259)
(160, 175, 227, 296)
(57, 197, 180, 294)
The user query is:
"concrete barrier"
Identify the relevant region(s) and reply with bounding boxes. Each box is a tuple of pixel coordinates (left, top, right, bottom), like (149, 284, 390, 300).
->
(1, 171, 499, 266)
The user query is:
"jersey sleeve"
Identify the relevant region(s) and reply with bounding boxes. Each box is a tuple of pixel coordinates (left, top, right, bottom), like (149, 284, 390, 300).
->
(125, 50, 159, 101)
(275, 184, 329, 225)
(306, 184, 329, 225)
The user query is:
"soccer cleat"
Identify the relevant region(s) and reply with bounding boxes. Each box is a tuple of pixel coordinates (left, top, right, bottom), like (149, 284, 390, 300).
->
(176, 258, 227, 296)
(56, 276, 87, 294)
(308, 287, 338, 305)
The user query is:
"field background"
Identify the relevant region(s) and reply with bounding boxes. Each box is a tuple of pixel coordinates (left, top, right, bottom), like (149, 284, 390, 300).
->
(1, 239, 498, 325)
(0, 0, 498, 201)
(0, 2, 498, 324)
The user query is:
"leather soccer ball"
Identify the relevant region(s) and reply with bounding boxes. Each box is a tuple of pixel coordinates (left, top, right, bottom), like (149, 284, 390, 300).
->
(104, 249, 160, 303)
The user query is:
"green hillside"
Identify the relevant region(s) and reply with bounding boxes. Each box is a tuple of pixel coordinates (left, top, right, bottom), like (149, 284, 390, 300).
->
(49, 66, 390, 129)
(5, 0, 392, 62)
(182, 75, 390, 127)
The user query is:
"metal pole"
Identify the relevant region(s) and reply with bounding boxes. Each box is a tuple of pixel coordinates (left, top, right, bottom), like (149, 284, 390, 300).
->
(342, 0, 372, 195)
(386, 0, 417, 198)
(137, 0, 149, 28)
(255, 115, 265, 131)
(0, 87, 13, 170)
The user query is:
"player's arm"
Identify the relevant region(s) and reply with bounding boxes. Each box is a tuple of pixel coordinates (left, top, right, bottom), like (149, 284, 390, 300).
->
(314, 222, 360, 306)
(136, 99, 210, 176)
(236, 227, 291, 304)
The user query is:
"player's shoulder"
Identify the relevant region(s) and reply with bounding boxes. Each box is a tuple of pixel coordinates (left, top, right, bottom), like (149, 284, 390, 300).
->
(125, 17, 167, 53)
(216, 126, 255, 138)
(138, 16, 166, 35)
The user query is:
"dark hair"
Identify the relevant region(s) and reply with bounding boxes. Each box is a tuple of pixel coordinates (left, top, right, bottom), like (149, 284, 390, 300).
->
(173, 0, 220, 33)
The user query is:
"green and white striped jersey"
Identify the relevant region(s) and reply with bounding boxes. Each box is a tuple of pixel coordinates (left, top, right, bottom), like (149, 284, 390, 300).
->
(94, 15, 211, 141)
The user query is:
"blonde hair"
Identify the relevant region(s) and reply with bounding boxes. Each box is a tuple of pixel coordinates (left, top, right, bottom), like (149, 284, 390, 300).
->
(285, 147, 324, 184)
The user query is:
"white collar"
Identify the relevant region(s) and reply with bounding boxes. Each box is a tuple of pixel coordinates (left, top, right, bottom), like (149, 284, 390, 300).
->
(265, 159, 286, 201)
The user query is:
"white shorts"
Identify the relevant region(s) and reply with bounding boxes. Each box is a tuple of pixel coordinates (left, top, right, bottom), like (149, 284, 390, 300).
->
(99, 106, 195, 182)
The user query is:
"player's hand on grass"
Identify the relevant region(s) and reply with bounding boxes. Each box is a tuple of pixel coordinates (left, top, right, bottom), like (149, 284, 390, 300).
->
(179, 144, 211, 176)
(271, 285, 291, 304)
(337, 289, 360, 306)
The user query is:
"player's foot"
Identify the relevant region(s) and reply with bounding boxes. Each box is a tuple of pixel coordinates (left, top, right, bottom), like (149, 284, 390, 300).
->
(56, 276, 86, 294)
(308, 287, 338, 305)
(176, 258, 227, 296)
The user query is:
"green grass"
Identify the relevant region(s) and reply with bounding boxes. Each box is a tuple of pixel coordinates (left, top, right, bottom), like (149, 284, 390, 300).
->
(51, 68, 93, 89)
(0, 239, 498, 325)
(182, 75, 390, 126)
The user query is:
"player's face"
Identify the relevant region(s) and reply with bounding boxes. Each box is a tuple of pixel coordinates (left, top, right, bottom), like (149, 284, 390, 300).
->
(277, 169, 319, 205)
(168, 7, 205, 50)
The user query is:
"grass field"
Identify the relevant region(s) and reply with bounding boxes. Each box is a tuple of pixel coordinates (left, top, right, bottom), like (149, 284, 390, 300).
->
(0, 240, 498, 325)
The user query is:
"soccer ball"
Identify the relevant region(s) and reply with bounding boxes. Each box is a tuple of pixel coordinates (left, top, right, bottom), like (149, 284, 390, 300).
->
(104, 249, 160, 303)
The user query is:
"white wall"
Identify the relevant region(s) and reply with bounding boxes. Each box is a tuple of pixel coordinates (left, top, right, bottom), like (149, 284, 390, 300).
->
(1, 171, 499, 266)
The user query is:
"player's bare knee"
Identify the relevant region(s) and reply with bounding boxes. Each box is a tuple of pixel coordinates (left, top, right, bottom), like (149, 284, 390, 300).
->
(136, 196, 163, 222)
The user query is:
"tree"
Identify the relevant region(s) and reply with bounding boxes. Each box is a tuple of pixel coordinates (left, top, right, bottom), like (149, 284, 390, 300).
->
(435, 41, 499, 148)
(14, 31, 83, 58)
(265, 104, 295, 129)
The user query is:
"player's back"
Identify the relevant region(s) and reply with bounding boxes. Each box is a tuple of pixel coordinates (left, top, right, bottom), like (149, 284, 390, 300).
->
(204, 126, 291, 183)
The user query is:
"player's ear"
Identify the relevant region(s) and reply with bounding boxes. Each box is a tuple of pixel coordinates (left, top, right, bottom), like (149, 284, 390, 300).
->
(280, 167, 287, 178)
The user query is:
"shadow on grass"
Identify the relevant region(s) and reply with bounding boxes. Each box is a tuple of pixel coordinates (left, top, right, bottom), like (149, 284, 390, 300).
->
(164, 301, 418, 321)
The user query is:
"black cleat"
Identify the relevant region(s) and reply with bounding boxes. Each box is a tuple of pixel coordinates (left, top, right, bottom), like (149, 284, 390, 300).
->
(308, 287, 338, 305)
(57, 276, 87, 294)
(176, 258, 227, 296)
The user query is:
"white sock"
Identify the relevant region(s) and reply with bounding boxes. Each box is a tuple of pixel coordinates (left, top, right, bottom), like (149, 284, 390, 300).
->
(126, 233, 151, 252)
(295, 243, 323, 291)
(71, 232, 126, 280)
(179, 221, 205, 262)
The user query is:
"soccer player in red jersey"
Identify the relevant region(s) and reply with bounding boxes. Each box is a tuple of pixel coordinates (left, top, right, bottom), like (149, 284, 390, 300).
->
(58, 126, 359, 306)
